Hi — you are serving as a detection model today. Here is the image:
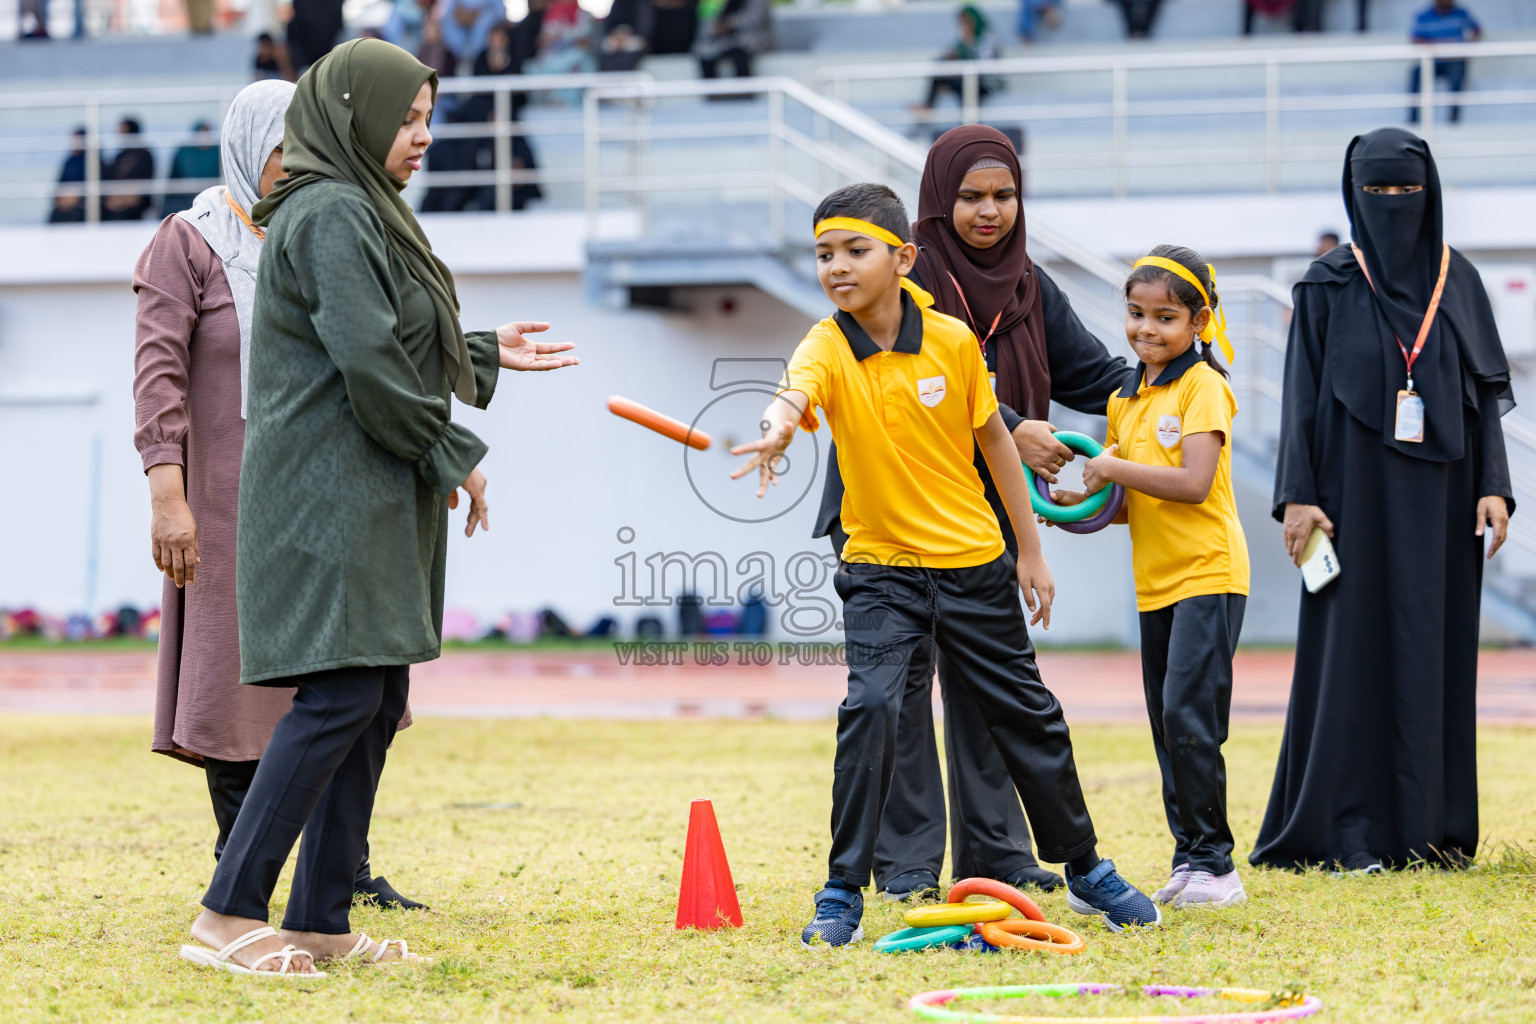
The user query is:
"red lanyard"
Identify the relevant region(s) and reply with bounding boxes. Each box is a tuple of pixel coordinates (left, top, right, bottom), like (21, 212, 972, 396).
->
(945, 271, 1002, 358)
(1351, 242, 1449, 389)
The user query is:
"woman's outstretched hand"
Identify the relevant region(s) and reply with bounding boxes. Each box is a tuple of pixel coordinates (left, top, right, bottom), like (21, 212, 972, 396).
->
(1281, 502, 1334, 567)
(496, 321, 579, 371)
(1476, 495, 1509, 559)
(448, 468, 490, 537)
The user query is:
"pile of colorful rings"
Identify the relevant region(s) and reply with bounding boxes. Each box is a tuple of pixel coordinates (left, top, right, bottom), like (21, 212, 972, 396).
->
(907, 983, 1323, 1024)
(1023, 431, 1125, 535)
(872, 878, 1085, 955)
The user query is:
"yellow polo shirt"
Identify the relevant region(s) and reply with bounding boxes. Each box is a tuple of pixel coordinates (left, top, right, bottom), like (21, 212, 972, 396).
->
(780, 292, 1004, 568)
(1105, 347, 1250, 611)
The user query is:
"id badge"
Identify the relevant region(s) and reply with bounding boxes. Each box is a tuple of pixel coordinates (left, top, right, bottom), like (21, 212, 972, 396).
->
(989, 372, 998, 392)
(1395, 390, 1425, 443)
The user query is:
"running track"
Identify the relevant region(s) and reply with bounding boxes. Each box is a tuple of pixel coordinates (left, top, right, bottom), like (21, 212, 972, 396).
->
(3, 648, 1535, 722)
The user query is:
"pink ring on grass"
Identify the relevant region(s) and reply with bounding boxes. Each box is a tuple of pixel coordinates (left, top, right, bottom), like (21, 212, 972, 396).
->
(906, 983, 1323, 1024)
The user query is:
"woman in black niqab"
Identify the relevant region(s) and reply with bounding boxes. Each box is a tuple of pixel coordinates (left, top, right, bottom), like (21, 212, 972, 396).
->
(1252, 127, 1514, 872)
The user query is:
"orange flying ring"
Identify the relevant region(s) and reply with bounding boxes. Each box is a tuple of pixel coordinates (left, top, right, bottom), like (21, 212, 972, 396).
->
(978, 919, 1085, 955)
(947, 878, 1045, 922)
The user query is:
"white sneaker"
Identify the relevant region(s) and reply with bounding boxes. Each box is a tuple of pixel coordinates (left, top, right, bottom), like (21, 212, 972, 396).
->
(1151, 864, 1190, 905)
(1173, 869, 1247, 909)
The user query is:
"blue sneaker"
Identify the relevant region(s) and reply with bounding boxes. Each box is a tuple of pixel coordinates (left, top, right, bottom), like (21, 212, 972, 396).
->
(1065, 859, 1162, 932)
(801, 887, 864, 948)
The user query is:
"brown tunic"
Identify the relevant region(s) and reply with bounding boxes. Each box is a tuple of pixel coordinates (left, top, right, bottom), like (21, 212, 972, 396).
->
(134, 215, 295, 765)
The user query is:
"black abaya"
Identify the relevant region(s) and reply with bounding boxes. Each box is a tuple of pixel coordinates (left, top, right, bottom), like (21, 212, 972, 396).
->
(1251, 279, 1509, 870)
(1252, 128, 1514, 871)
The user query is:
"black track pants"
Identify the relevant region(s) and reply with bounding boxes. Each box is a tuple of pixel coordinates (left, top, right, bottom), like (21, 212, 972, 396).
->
(831, 524, 1041, 888)
(1139, 593, 1245, 875)
(827, 555, 1096, 887)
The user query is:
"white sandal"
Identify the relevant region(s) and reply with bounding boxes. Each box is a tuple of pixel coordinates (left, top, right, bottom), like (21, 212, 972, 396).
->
(179, 926, 326, 978)
(341, 932, 432, 965)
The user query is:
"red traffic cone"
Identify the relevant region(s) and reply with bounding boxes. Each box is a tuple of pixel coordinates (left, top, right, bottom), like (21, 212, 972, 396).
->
(675, 798, 744, 930)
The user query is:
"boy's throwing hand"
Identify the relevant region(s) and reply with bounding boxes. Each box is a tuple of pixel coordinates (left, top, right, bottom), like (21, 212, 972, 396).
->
(730, 420, 796, 498)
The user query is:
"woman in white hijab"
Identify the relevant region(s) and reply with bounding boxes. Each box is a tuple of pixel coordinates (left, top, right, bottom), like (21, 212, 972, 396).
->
(132, 80, 423, 913)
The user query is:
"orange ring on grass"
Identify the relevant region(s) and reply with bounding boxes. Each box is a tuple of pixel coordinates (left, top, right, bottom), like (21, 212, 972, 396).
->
(947, 877, 1045, 922)
(978, 919, 1086, 955)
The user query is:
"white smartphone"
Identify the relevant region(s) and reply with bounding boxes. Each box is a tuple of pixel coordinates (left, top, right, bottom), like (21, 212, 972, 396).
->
(1299, 527, 1340, 593)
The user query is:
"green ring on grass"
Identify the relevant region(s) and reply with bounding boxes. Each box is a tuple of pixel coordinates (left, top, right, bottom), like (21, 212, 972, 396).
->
(1023, 431, 1112, 523)
(874, 925, 974, 953)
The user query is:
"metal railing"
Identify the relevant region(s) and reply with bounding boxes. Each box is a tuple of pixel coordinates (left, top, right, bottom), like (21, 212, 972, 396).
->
(580, 74, 930, 250)
(811, 40, 1536, 197)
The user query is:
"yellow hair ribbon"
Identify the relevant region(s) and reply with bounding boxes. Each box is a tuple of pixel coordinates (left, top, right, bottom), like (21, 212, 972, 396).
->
(1132, 256, 1234, 365)
(814, 217, 934, 308)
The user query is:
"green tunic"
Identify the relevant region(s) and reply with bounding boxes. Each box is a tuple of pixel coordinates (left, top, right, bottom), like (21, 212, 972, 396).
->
(237, 178, 499, 683)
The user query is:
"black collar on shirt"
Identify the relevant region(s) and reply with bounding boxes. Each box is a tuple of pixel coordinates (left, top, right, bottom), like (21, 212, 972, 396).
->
(1117, 344, 1203, 398)
(834, 289, 924, 362)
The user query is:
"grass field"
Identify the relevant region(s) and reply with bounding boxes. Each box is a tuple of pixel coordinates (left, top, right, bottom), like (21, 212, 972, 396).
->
(1, 716, 1533, 1023)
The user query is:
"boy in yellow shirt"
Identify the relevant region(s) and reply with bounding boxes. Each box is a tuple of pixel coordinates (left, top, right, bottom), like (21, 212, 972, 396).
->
(732, 184, 1160, 947)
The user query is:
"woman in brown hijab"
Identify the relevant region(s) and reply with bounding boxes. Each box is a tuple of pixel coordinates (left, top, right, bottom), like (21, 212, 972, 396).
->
(813, 125, 1131, 899)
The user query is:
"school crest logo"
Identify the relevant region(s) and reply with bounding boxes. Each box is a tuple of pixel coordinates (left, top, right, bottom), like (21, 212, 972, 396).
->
(917, 375, 946, 408)
(1157, 414, 1182, 448)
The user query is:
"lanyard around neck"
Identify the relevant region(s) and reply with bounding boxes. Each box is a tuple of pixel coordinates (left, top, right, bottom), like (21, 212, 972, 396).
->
(225, 190, 264, 241)
(1351, 242, 1449, 387)
(945, 270, 1002, 357)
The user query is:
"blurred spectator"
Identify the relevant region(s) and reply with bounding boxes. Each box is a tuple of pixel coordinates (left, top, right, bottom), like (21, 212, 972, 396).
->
(102, 118, 156, 222)
(524, 0, 598, 92)
(254, 31, 296, 81)
(382, 0, 436, 54)
(511, 0, 551, 68)
(417, 10, 457, 78)
(185, 0, 214, 35)
(1408, 0, 1482, 124)
(1016, 0, 1060, 43)
(161, 121, 221, 217)
(467, 21, 543, 210)
(49, 127, 100, 224)
(1242, 0, 1323, 34)
(1292, 0, 1323, 30)
(286, 0, 345, 72)
(427, 20, 546, 212)
(442, 0, 502, 69)
(19, 0, 49, 38)
(1315, 230, 1340, 256)
(1113, 0, 1160, 39)
(1242, 0, 1293, 34)
(693, 0, 770, 82)
(914, 5, 1004, 115)
(418, 11, 465, 212)
(648, 0, 698, 55)
(1355, 0, 1370, 31)
(601, 0, 650, 71)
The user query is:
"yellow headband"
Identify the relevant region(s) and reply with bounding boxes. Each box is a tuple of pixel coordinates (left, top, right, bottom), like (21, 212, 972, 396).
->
(814, 217, 934, 307)
(1132, 256, 1234, 365)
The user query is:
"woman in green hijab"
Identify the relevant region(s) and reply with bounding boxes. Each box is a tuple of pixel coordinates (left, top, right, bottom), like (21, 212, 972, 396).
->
(181, 39, 577, 975)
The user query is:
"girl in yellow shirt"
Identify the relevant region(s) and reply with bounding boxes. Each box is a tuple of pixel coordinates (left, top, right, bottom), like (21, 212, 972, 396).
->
(1053, 244, 1250, 910)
